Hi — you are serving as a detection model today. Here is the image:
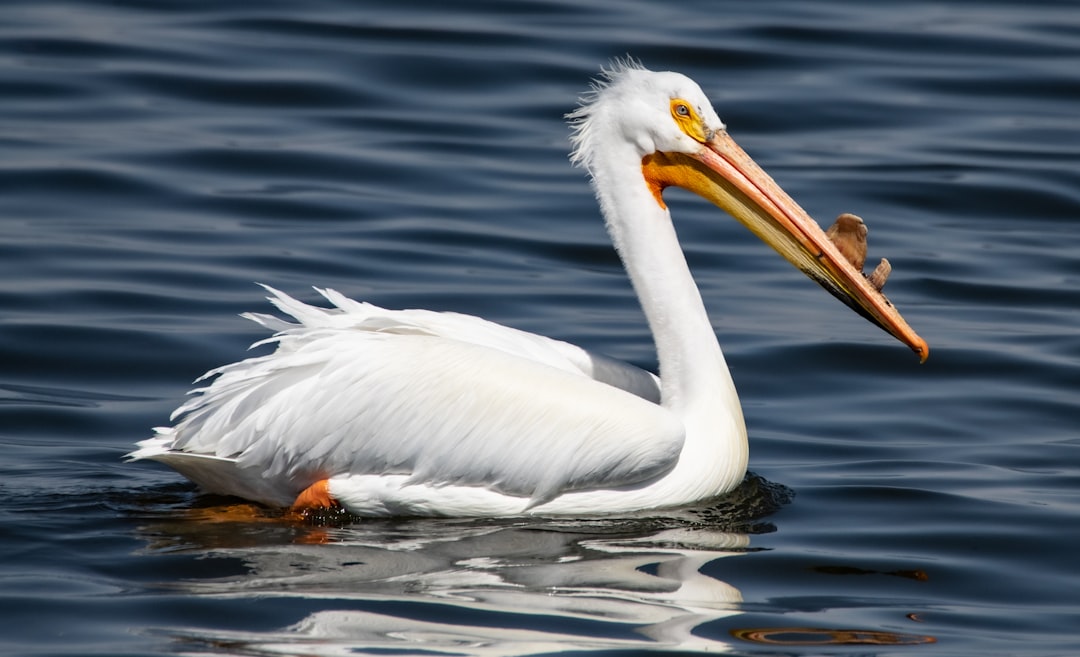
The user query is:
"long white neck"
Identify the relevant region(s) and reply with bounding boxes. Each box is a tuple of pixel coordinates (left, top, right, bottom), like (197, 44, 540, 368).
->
(588, 151, 731, 408)
(586, 143, 747, 495)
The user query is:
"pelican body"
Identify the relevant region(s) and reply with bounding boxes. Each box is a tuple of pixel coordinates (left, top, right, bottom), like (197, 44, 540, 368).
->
(130, 63, 927, 517)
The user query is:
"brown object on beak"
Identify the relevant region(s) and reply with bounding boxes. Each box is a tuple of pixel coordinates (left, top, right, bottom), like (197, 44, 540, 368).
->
(867, 258, 891, 291)
(825, 213, 868, 271)
(826, 213, 892, 291)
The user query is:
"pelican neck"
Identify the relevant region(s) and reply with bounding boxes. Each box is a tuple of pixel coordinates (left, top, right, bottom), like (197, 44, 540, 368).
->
(587, 153, 733, 413)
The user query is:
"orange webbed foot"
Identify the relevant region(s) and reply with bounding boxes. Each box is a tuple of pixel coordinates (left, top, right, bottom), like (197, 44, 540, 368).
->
(291, 479, 340, 511)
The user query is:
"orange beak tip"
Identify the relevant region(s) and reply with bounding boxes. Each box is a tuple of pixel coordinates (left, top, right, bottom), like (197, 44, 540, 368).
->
(914, 339, 930, 364)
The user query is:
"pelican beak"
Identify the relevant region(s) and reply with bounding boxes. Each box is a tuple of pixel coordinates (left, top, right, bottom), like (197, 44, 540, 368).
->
(641, 130, 928, 362)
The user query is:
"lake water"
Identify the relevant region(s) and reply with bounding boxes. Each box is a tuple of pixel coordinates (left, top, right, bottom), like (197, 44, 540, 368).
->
(2, 0, 1078, 655)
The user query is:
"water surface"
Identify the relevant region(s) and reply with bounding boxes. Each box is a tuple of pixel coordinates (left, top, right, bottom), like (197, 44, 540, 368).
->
(2, 1, 1079, 655)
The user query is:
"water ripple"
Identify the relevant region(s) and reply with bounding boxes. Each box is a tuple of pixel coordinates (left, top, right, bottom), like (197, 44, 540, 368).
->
(2, 0, 1079, 655)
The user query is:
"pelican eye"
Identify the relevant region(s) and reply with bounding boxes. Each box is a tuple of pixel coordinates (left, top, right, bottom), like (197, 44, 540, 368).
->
(670, 98, 707, 142)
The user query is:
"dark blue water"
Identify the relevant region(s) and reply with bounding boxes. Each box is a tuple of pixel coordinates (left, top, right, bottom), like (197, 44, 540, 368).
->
(2, 1, 1078, 654)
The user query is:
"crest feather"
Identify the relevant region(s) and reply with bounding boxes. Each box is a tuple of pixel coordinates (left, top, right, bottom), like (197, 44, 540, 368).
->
(566, 57, 648, 171)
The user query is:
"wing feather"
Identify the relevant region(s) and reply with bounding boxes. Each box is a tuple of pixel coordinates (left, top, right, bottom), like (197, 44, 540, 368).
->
(248, 285, 661, 402)
(155, 288, 681, 505)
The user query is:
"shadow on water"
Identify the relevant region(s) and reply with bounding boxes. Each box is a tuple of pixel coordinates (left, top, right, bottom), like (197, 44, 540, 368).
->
(118, 475, 933, 655)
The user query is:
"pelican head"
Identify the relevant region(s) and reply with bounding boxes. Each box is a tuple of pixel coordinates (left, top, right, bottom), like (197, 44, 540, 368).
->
(570, 61, 927, 361)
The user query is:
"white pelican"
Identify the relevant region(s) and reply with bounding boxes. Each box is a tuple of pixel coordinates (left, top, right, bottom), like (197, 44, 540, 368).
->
(129, 62, 927, 517)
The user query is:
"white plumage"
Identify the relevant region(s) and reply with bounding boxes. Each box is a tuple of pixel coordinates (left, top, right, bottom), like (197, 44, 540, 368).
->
(130, 62, 926, 517)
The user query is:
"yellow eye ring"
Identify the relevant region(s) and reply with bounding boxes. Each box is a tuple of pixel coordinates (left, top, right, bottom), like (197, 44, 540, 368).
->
(670, 98, 707, 142)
